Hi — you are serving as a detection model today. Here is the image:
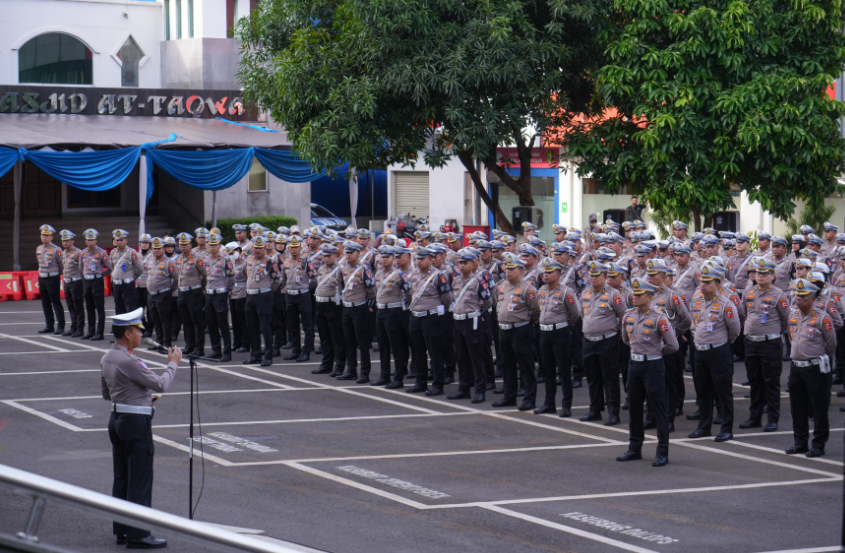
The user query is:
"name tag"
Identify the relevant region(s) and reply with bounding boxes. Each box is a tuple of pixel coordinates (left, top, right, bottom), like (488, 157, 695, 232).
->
(707, 322, 714, 332)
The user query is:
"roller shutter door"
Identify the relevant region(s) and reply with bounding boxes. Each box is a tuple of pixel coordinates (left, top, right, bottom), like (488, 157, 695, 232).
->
(394, 172, 429, 217)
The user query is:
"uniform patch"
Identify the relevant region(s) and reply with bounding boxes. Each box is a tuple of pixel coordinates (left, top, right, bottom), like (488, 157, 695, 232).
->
(780, 298, 788, 309)
(825, 318, 833, 331)
(528, 290, 537, 300)
(660, 321, 669, 333)
(568, 295, 576, 305)
(673, 296, 680, 305)
(726, 306, 734, 318)
(614, 296, 622, 306)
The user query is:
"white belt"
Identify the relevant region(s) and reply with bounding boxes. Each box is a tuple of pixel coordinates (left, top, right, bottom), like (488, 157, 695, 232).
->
(793, 359, 820, 367)
(377, 302, 403, 309)
(39, 272, 59, 278)
(234, 282, 246, 288)
(112, 277, 135, 285)
(83, 274, 103, 280)
(695, 341, 727, 351)
(148, 288, 170, 296)
(247, 288, 272, 295)
(746, 333, 781, 342)
(287, 288, 308, 295)
(179, 285, 202, 292)
(206, 287, 228, 294)
(343, 300, 367, 307)
(585, 331, 617, 342)
(540, 322, 569, 331)
(112, 403, 153, 415)
(65, 276, 83, 282)
(454, 311, 481, 320)
(316, 296, 336, 303)
(631, 353, 662, 362)
(413, 308, 441, 317)
(499, 321, 530, 330)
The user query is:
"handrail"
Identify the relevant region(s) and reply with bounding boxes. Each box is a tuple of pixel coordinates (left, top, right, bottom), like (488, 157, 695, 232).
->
(0, 463, 322, 553)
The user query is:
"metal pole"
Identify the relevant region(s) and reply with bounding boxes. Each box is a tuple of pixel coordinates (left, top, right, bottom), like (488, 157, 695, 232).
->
(211, 190, 218, 229)
(189, 356, 195, 520)
(12, 160, 22, 271)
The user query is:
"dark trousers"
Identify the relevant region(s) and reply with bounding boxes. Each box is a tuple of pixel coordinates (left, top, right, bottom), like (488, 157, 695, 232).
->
(177, 288, 205, 354)
(491, 306, 503, 372)
(745, 338, 783, 424)
(230, 297, 248, 350)
(627, 359, 669, 457)
(147, 292, 172, 347)
(499, 323, 536, 402)
(376, 306, 408, 381)
(64, 279, 84, 332)
(205, 293, 231, 356)
(646, 349, 678, 425)
(39, 275, 64, 329)
(583, 334, 621, 417)
(788, 363, 831, 451)
(618, 341, 631, 396)
(170, 294, 182, 341)
(286, 292, 314, 355)
(539, 326, 573, 408)
(317, 301, 345, 371)
(273, 291, 288, 348)
(835, 327, 845, 383)
(137, 286, 149, 331)
(693, 343, 734, 434)
(83, 278, 105, 335)
(113, 282, 139, 315)
(410, 312, 449, 388)
(108, 412, 154, 540)
(442, 314, 457, 376)
(675, 333, 691, 410)
(342, 303, 372, 376)
(454, 316, 487, 395)
(572, 319, 584, 381)
(246, 291, 274, 361)
(483, 311, 497, 385)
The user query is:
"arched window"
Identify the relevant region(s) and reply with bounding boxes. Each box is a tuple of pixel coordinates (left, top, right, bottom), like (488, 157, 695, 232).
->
(19, 33, 93, 85)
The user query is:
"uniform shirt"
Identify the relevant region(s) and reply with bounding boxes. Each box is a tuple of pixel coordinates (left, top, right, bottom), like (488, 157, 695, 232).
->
(36, 243, 63, 274)
(689, 292, 741, 345)
(61, 246, 84, 279)
(360, 248, 378, 271)
(744, 285, 790, 336)
(176, 251, 207, 288)
(230, 258, 248, 300)
(651, 285, 692, 334)
(109, 247, 145, 281)
(205, 254, 235, 291)
(816, 293, 843, 330)
(408, 267, 453, 312)
(537, 283, 580, 326)
(81, 245, 112, 277)
(622, 308, 679, 356)
(374, 266, 411, 305)
(100, 344, 178, 407)
(522, 265, 544, 290)
(630, 263, 648, 281)
(445, 249, 458, 266)
(451, 270, 493, 315)
(821, 242, 836, 258)
(283, 256, 315, 292)
(729, 252, 754, 291)
(496, 279, 540, 324)
(771, 256, 795, 292)
(580, 286, 626, 336)
(715, 285, 746, 324)
(480, 259, 505, 286)
(191, 246, 210, 260)
(789, 308, 837, 360)
(245, 255, 283, 292)
(315, 263, 345, 300)
(341, 262, 376, 303)
(583, 224, 603, 248)
(137, 251, 153, 288)
(146, 256, 178, 293)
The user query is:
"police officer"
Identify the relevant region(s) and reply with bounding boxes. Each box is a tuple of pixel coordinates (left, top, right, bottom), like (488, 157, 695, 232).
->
(337, 241, 376, 382)
(227, 242, 250, 353)
(373, 245, 412, 386)
(313, 243, 347, 376)
(786, 279, 836, 457)
(449, 248, 493, 403)
(283, 235, 316, 362)
(175, 232, 207, 356)
(192, 227, 210, 259)
(145, 237, 178, 353)
(739, 258, 790, 432)
(618, 279, 679, 467)
(137, 234, 153, 333)
(101, 307, 181, 549)
(204, 233, 234, 361)
(534, 258, 580, 416)
(243, 236, 283, 366)
(770, 236, 794, 292)
(688, 265, 741, 441)
(36, 224, 65, 334)
(492, 253, 540, 410)
(580, 261, 627, 425)
(81, 229, 111, 340)
(59, 229, 84, 337)
(110, 229, 145, 315)
(271, 234, 290, 355)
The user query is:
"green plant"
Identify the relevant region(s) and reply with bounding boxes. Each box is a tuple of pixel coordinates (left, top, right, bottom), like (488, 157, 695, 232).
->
(208, 216, 298, 245)
(784, 200, 836, 244)
(646, 203, 693, 239)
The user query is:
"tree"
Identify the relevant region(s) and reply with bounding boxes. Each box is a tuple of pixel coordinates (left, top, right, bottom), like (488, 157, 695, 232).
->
(237, 0, 609, 233)
(563, 0, 845, 230)
(784, 198, 836, 243)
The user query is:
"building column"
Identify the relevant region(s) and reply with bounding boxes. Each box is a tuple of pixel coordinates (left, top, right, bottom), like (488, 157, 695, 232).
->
(12, 160, 21, 271)
(211, 190, 218, 229)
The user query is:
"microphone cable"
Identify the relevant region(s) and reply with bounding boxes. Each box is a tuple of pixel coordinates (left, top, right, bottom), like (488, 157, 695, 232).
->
(192, 356, 206, 519)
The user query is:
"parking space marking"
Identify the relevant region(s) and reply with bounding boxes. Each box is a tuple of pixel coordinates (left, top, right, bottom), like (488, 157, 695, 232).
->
(0, 369, 100, 376)
(724, 438, 845, 467)
(0, 333, 70, 352)
(1, 400, 85, 431)
(751, 547, 839, 553)
(151, 434, 235, 466)
(674, 441, 841, 478)
(9, 388, 300, 403)
(0, 350, 91, 356)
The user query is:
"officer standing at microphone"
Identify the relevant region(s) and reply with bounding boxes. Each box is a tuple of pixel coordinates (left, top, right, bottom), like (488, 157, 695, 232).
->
(101, 307, 182, 549)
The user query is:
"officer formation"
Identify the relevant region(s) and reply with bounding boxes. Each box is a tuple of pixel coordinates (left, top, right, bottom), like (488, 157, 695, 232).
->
(35, 219, 841, 474)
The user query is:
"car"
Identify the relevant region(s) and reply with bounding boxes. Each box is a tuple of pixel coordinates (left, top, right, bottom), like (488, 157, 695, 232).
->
(311, 203, 349, 231)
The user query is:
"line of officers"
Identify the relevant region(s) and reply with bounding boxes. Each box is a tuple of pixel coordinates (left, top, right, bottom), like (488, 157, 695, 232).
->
(36, 218, 839, 465)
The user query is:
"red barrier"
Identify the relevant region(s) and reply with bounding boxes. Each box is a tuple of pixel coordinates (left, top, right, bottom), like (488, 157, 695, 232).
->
(104, 275, 112, 297)
(59, 276, 65, 299)
(0, 273, 23, 301)
(462, 225, 491, 246)
(23, 272, 40, 300)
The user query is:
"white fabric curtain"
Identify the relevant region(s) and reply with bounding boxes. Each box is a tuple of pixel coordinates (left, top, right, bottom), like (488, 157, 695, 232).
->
(348, 166, 358, 230)
(139, 152, 147, 238)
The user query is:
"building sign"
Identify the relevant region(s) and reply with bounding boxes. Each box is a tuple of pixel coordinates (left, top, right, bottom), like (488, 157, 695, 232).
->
(0, 86, 251, 120)
(496, 147, 558, 168)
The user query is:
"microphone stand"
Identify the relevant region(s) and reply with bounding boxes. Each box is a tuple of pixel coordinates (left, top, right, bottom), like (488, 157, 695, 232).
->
(185, 353, 218, 520)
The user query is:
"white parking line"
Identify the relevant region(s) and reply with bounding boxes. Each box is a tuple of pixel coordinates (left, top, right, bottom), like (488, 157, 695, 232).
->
(0, 400, 84, 431)
(152, 434, 235, 467)
(0, 350, 91, 356)
(674, 440, 841, 478)
(751, 547, 839, 553)
(723, 439, 845, 467)
(0, 369, 100, 376)
(0, 333, 69, 352)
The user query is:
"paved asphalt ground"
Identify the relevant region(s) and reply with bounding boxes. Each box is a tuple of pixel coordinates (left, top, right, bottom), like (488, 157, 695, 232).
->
(0, 298, 842, 553)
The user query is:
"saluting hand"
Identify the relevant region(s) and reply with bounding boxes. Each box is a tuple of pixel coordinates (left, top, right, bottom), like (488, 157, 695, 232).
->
(168, 346, 183, 364)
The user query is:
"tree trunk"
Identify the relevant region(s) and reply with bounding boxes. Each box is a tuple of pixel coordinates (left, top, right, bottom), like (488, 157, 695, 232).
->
(482, 132, 536, 207)
(692, 208, 702, 232)
(456, 150, 514, 235)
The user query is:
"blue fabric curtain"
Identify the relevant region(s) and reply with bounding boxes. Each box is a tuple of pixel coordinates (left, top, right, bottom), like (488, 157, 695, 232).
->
(0, 148, 19, 178)
(144, 147, 256, 203)
(20, 148, 141, 191)
(255, 148, 326, 183)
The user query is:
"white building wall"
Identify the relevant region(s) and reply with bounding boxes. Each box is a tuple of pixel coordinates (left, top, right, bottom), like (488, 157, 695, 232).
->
(387, 155, 468, 230)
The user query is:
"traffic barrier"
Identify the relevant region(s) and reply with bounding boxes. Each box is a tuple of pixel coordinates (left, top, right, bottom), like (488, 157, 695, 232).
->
(23, 272, 40, 300)
(104, 275, 112, 297)
(59, 276, 65, 299)
(0, 273, 23, 301)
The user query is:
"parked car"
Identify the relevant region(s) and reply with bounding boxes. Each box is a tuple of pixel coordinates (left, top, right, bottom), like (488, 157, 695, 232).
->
(311, 203, 349, 231)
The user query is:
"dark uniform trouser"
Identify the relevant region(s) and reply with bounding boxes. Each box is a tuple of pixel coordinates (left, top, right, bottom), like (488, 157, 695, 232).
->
(693, 343, 734, 434)
(583, 334, 621, 417)
(342, 303, 371, 376)
(627, 358, 669, 457)
(147, 292, 172, 347)
(317, 301, 345, 372)
(571, 319, 585, 381)
(482, 309, 496, 385)
(286, 292, 314, 355)
(64, 279, 84, 332)
(137, 286, 149, 330)
(441, 314, 457, 378)
(745, 339, 783, 424)
(646, 350, 678, 425)
(109, 412, 154, 540)
(83, 277, 105, 335)
(539, 326, 572, 409)
(170, 293, 182, 341)
(376, 306, 408, 381)
(499, 323, 536, 403)
(273, 291, 288, 348)
(410, 312, 449, 388)
(836, 326, 845, 384)
(618, 340, 631, 397)
(177, 288, 205, 353)
(39, 275, 64, 329)
(677, 331, 693, 410)
(113, 282, 139, 315)
(245, 291, 273, 362)
(491, 306, 503, 372)
(454, 316, 487, 395)
(205, 293, 232, 356)
(788, 363, 831, 451)
(230, 297, 248, 350)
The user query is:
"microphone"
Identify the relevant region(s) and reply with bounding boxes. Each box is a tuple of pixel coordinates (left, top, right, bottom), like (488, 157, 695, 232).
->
(144, 337, 164, 349)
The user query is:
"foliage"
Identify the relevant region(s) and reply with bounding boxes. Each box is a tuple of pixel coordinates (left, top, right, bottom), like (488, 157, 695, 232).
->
(645, 202, 694, 239)
(236, 0, 610, 233)
(784, 199, 836, 241)
(563, 0, 845, 227)
(208, 216, 298, 245)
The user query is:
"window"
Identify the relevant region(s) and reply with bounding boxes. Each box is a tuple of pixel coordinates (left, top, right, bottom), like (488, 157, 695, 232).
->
(248, 158, 267, 192)
(117, 36, 143, 87)
(19, 33, 92, 85)
(188, 0, 194, 38)
(164, 0, 171, 40)
(226, 0, 238, 38)
(311, 204, 335, 218)
(176, 0, 182, 39)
